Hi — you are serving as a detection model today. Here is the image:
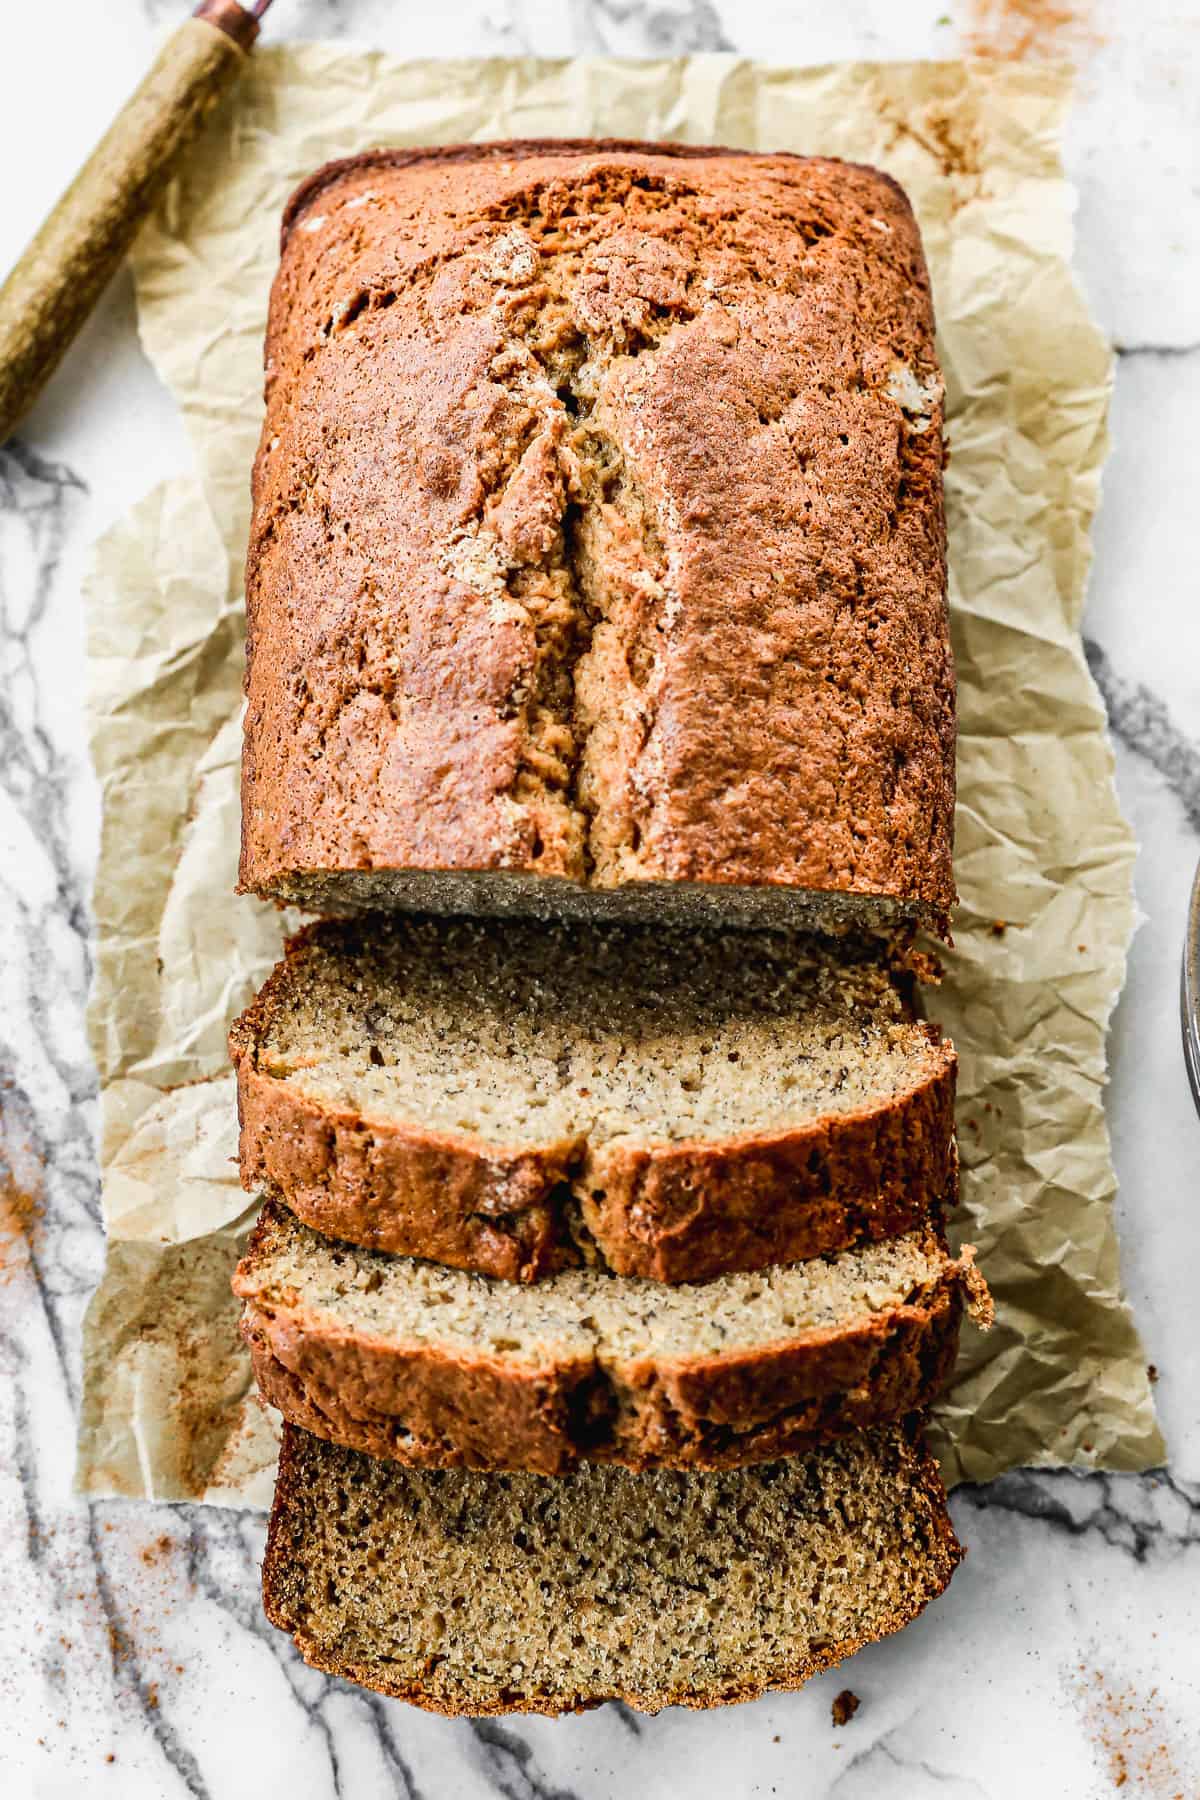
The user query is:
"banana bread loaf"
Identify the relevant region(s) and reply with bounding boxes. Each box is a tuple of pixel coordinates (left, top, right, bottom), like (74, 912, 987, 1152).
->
(231, 915, 957, 1282)
(235, 1199, 983, 1474)
(241, 140, 954, 935)
(263, 1420, 962, 1714)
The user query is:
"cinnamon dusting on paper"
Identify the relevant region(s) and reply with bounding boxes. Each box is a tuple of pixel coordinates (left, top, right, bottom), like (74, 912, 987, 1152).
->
(876, 98, 984, 195)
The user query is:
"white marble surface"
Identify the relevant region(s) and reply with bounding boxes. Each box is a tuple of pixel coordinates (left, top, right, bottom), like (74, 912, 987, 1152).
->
(1, 1, 1199, 1794)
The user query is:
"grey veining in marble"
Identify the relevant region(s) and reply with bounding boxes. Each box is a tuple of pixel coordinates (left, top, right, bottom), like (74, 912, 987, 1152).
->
(2, 1, 1199, 1794)
(0, 442, 99, 1420)
(569, 0, 735, 54)
(1085, 638, 1200, 834)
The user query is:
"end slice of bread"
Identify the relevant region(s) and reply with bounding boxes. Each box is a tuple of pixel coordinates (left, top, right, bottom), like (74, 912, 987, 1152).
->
(263, 1420, 962, 1716)
(231, 915, 956, 1283)
(236, 1200, 982, 1474)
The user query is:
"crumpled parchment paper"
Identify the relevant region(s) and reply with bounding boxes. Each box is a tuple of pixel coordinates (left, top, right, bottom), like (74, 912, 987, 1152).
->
(76, 50, 1163, 1505)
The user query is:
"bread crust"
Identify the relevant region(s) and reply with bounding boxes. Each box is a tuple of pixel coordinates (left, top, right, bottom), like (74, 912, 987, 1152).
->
(261, 1421, 963, 1715)
(230, 924, 958, 1284)
(240, 139, 955, 931)
(235, 1209, 969, 1475)
(278, 139, 923, 248)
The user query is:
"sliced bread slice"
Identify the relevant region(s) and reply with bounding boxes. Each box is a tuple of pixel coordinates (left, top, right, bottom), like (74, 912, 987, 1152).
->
(264, 1420, 963, 1716)
(231, 915, 956, 1283)
(236, 1199, 983, 1474)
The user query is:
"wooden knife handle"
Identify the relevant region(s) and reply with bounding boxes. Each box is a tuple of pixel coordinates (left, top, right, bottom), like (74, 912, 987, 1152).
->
(0, 10, 256, 444)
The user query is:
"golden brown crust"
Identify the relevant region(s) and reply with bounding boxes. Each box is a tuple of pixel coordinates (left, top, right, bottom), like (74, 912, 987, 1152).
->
(230, 921, 958, 1284)
(278, 139, 924, 247)
(266, 1621, 918, 1717)
(241, 139, 954, 931)
(235, 1065, 957, 1281)
(261, 1421, 963, 1715)
(236, 1235, 968, 1476)
(234, 1062, 579, 1279)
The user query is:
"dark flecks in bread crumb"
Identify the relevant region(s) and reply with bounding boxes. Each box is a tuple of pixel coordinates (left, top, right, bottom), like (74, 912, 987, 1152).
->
(231, 910, 958, 1283)
(235, 1199, 977, 1473)
(262, 1422, 962, 1715)
(239, 1202, 952, 1362)
(239, 913, 944, 1146)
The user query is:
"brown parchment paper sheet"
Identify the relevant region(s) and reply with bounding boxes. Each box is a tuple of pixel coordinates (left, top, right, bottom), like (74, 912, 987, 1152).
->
(75, 50, 1163, 1505)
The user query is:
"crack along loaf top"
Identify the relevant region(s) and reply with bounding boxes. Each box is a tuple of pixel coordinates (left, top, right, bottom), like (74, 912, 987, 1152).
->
(240, 140, 955, 936)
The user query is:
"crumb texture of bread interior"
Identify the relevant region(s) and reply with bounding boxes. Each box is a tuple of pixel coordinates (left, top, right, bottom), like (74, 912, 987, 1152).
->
(264, 1422, 962, 1714)
(268, 867, 925, 937)
(242, 144, 953, 930)
(239, 915, 948, 1148)
(239, 1202, 950, 1367)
